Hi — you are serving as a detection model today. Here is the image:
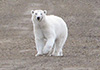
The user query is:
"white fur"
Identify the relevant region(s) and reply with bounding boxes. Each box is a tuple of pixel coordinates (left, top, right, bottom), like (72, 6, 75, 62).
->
(31, 10, 68, 56)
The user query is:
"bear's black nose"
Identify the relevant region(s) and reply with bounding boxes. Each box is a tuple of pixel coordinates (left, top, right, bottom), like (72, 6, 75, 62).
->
(37, 17, 40, 20)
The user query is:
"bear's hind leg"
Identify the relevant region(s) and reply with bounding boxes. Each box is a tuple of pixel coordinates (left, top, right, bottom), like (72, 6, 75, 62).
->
(52, 37, 66, 56)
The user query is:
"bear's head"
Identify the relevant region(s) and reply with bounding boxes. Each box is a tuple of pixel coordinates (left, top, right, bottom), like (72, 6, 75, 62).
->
(31, 10, 47, 22)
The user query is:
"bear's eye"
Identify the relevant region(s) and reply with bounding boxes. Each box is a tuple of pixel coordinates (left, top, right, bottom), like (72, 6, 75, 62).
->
(40, 13, 42, 15)
(35, 13, 37, 15)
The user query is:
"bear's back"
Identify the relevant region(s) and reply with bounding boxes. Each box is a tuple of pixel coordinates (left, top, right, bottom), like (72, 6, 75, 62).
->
(45, 15, 68, 37)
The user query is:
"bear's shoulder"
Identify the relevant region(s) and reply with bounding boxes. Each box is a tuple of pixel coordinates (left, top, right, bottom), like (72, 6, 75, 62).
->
(46, 15, 59, 18)
(46, 15, 63, 21)
(46, 15, 61, 19)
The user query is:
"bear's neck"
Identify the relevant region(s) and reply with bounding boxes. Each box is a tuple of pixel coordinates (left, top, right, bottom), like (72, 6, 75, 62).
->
(34, 17, 48, 28)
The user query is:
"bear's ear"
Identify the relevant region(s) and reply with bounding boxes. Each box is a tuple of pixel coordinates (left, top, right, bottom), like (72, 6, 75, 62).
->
(44, 10, 47, 14)
(31, 10, 34, 14)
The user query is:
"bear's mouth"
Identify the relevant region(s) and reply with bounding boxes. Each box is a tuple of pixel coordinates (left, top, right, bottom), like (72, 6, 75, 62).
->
(36, 17, 43, 21)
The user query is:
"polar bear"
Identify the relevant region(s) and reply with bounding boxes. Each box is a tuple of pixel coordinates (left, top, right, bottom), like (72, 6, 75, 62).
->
(31, 10, 68, 56)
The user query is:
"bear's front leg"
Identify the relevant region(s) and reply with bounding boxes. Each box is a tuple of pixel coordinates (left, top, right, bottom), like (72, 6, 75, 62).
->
(35, 38, 45, 56)
(43, 37, 55, 54)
